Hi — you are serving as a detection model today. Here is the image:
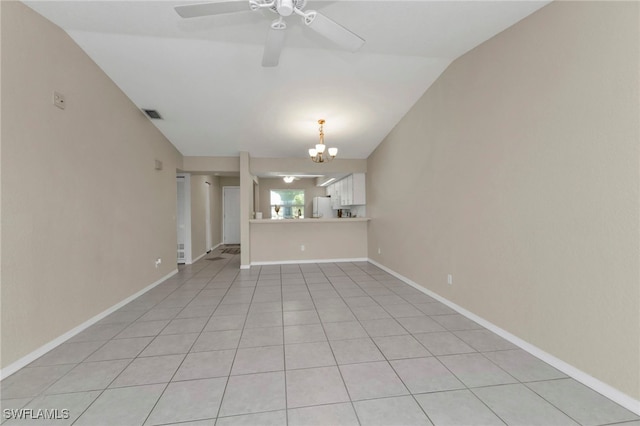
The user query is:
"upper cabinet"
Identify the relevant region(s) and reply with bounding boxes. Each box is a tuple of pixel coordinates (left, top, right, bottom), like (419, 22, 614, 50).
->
(328, 173, 366, 207)
(328, 183, 341, 209)
(351, 173, 366, 205)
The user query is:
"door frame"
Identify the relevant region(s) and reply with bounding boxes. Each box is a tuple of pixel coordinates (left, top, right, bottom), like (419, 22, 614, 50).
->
(176, 174, 192, 264)
(205, 181, 212, 253)
(222, 186, 240, 244)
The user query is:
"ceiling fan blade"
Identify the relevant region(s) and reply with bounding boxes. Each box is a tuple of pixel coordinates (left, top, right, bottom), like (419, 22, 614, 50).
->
(305, 12, 365, 52)
(175, 1, 250, 18)
(262, 28, 286, 67)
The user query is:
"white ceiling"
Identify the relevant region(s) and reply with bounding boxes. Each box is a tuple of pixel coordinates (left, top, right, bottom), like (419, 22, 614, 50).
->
(24, 0, 549, 159)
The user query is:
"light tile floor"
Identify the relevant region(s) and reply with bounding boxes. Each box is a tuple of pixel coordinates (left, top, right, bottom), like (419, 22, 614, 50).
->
(1, 247, 639, 425)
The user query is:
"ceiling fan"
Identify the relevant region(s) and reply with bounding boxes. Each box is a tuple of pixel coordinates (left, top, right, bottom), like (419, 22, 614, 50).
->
(175, 0, 365, 67)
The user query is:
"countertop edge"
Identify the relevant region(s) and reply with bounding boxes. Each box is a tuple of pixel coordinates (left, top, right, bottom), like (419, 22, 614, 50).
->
(250, 218, 370, 224)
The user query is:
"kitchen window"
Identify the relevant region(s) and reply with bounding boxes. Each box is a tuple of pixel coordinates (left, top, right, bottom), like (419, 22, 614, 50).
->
(270, 189, 304, 219)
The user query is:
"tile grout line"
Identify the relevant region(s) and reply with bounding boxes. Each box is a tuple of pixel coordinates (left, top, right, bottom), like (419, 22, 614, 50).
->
(310, 262, 364, 425)
(323, 262, 510, 424)
(212, 260, 262, 421)
(136, 248, 239, 426)
(45, 258, 226, 425)
(351, 262, 576, 426)
(522, 380, 595, 426)
(96, 252, 216, 423)
(350, 263, 510, 425)
(333, 262, 436, 423)
(7, 256, 635, 425)
(278, 263, 290, 426)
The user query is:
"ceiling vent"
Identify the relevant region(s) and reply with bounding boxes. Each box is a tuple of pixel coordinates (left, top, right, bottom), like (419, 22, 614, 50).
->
(142, 109, 163, 120)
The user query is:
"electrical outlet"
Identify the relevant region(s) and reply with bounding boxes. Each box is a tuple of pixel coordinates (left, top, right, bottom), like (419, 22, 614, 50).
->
(378, 248, 382, 255)
(300, 245, 305, 252)
(155, 258, 162, 268)
(447, 274, 453, 285)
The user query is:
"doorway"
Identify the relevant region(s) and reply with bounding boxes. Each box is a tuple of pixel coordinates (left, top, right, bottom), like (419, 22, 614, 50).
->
(223, 186, 240, 244)
(176, 174, 192, 264)
(205, 181, 212, 253)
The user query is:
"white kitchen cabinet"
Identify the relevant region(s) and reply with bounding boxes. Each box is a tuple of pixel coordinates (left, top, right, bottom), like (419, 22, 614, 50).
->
(352, 173, 366, 205)
(340, 176, 347, 206)
(330, 182, 341, 209)
(330, 173, 366, 207)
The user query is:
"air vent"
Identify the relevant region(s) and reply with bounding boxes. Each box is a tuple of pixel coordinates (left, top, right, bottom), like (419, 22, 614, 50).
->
(142, 109, 163, 120)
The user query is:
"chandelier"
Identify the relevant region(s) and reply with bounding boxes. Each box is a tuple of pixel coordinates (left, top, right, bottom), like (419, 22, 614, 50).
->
(309, 119, 338, 163)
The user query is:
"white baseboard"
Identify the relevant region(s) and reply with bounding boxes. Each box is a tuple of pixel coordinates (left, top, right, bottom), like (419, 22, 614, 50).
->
(0, 269, 179, 381)
(194, 243, 223, 262)
(252, 257, 368, 266)
(367, 258, 640, 416)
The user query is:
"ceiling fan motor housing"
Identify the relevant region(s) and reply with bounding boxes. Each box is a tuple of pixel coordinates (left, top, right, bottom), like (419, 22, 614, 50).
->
(276, 0, 293, 16)
(273, 0, 306, 16)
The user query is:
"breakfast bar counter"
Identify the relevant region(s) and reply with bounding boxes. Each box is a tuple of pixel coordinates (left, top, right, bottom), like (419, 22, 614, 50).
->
(249, 218, 370, 264)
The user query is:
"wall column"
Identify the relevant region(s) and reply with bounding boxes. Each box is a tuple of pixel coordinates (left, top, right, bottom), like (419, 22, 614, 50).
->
(239, 151, 252, 268)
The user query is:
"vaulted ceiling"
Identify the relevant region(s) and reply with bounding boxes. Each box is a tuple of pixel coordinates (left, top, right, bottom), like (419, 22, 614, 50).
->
(24, 0, 550, 159)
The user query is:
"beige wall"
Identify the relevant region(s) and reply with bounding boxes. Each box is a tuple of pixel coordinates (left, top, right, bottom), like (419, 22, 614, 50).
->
(1, 2, 183, 368)
(189, 175, 216, 259)
(0, 0, 4, 368)
(258, 178, 328, 219)
(182, 156, 239, 174)
(210, 176, 222, 248)
(239, 152, 252, 266)
(250, 221, 368, 263)
(220, 177, 240, 187)
(182, 163, 237, 252)
(251, 157, 366, 176)
(367, 1, 639, 399)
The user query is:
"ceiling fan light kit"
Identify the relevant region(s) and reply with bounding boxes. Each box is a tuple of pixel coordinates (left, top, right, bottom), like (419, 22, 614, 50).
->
(175, 0, 365, 67)
(309, 119, 337, 163)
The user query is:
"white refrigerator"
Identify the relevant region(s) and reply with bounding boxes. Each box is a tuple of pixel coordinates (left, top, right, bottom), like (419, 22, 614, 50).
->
(312, 197, 334, 218)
